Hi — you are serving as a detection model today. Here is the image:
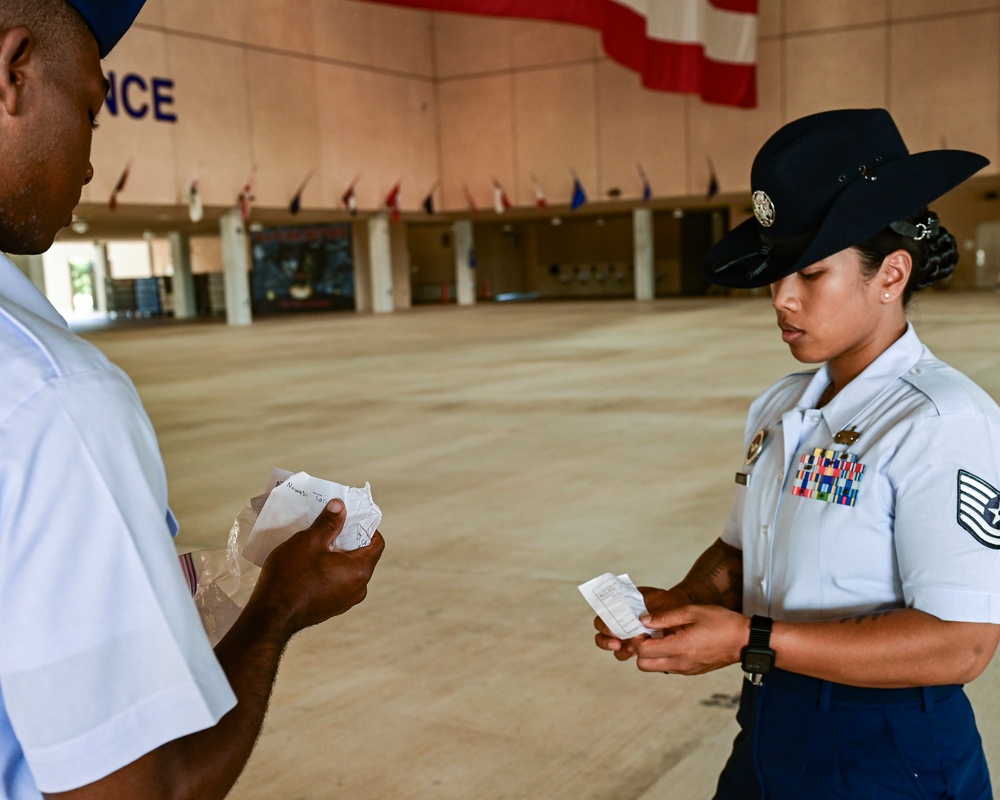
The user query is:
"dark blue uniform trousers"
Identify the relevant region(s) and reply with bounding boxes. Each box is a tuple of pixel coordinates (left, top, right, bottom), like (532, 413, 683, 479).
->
(713, 669, 992, 799)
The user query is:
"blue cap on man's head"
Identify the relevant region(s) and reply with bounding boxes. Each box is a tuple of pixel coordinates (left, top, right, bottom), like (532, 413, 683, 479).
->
(64, 0, 147, 57)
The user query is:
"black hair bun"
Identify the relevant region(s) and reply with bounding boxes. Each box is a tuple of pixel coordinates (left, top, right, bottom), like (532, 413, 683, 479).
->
(915, 214, 957, 289)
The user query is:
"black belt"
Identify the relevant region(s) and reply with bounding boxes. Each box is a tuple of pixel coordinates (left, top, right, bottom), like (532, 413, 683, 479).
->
(757, 668, 962, 708)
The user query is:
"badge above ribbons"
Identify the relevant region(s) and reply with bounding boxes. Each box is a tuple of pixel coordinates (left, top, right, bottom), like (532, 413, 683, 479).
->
(957, 470, 1000, 549)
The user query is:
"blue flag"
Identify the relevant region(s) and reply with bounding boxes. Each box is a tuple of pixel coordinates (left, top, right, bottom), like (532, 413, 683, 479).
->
(570, 177, 587, 210)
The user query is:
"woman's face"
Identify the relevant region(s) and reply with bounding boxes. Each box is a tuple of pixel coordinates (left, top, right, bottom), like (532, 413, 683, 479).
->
(769, 247, 890, 367)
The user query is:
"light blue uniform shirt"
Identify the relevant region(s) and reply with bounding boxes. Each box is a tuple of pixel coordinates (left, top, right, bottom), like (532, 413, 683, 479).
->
(0, 255, 236, 797)
(724, 323, 1000, 623)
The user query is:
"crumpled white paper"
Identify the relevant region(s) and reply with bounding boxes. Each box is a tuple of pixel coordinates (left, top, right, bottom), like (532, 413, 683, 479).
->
(578, 572, 657, 639)
(242, 469, 382, 567)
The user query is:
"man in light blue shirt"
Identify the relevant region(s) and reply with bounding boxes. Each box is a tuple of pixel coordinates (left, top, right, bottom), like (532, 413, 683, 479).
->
(0, 3, 385, 798)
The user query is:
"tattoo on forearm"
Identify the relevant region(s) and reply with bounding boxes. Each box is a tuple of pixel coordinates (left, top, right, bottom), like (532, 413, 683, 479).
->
(679, 540, 743, 610)
(838, 610, 896, 625)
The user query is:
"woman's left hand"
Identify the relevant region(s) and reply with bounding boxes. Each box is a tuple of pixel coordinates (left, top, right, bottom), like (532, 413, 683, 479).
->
(634, 605, 750, 675)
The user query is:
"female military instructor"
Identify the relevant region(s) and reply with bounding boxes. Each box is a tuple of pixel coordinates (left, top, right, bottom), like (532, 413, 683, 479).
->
(594, 108, 1000, 799)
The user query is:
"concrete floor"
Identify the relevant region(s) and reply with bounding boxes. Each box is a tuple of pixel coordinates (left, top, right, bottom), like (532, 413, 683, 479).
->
(82, 293, 1000, 799)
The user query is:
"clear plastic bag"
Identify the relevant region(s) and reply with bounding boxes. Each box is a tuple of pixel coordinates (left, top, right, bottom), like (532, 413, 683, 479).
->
(189, 506, 261, 646)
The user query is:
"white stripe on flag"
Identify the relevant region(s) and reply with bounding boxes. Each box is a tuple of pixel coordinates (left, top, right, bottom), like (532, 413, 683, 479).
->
(612, 0, 757, 64)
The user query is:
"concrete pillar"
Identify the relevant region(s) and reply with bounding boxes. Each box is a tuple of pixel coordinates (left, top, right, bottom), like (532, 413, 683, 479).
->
(390, 222, 412, 310)
(453, 219, 475, 306)
(351, 221, 372, 312)
(633, 207, 654, 301)
(169, 232, 196, 320)
(219, 208, 252, 326)
(367, 212, 394, 313)
(90, 243, 108, 313)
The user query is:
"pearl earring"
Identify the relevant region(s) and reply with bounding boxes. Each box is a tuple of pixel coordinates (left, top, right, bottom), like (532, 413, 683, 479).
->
(884, 292, 891, 299)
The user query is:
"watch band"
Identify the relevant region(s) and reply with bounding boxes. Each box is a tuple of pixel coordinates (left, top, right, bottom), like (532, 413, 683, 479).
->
(748, 615, 773, 647)
(741, 615, 775, 686)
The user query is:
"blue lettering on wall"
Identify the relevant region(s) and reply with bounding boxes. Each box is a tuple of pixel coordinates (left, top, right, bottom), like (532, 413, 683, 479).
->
(105, 71, 177, 123)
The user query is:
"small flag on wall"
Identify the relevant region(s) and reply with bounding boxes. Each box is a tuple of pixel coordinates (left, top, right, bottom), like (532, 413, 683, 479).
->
(423, 179, 441, 214)
(238, 167, 256, 223)
(289, 169, 315, 215)
(385, 181, 402, 223)
(637, 162, 652, 202)
(108, 158, 132, 211)
(531, 174, 548, 208)
(706, 158, 720, 198)
(570, 173, 587, 211)
(186, 177, 203, 223)
(342, 175, 360, 215)
(462, 183, 478, 211)
(492, 179, 512, 214)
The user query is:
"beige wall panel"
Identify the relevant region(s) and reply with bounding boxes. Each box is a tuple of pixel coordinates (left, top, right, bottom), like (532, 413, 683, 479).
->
(686, 39, 782, 196)
(310, 0, 434, 77)
(889, 14, 1000, 168)
(890, 0, 999, 20)
(510, 19, 599, 70)
(166, 38, 255, 207)
(314, 64, 439, 212)
(243, 0, 314, 54)
(245, 51, 322, 210)
(513, 64, 599, 207)
(596, 61, 688, 200)
(133, 0, 165, 26)
(785, 27, 886, 122)
(434, 14, 512, 78)
(784, 0, 888, 33)
(190, 235, 223, 274)
(161, 0, 244, 41)
(757, 0, 783, 37)
(437, 76, 516, 211)
(84, 28, 177, 206)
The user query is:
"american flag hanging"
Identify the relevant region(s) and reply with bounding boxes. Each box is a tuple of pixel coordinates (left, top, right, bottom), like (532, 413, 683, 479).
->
(358, 0, 758, 107)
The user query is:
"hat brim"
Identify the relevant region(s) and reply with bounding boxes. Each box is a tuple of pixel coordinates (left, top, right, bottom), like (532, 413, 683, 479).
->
(702, 149, 989, 289)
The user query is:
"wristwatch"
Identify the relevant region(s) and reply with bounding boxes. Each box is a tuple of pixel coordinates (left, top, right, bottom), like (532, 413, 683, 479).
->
(741, 615, 775, 685)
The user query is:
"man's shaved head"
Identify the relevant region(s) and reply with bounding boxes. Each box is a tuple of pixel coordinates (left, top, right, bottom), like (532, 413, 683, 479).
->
(0, 0, 93, 77)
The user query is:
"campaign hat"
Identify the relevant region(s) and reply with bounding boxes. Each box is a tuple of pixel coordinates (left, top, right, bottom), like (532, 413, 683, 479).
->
(65, 0, 146, 57)
(701, 108, 988, 288)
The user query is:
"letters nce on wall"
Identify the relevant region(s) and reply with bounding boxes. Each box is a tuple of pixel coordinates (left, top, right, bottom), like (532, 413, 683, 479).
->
(105, 71, 176, 123)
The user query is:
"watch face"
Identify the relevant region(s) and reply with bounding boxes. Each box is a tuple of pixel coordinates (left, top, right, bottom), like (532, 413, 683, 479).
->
(742, 650, 774, 673)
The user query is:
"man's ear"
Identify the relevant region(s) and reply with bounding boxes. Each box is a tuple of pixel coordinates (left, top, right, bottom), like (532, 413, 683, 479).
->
(0, 26, 34, 117)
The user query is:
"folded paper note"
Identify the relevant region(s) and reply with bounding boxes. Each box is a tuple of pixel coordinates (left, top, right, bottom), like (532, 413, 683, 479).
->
(242, 469, 382, 566)
(578, 572, 657, 639)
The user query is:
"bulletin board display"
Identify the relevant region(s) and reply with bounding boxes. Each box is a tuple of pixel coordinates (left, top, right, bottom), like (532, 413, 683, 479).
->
(250, 224, 354, 314)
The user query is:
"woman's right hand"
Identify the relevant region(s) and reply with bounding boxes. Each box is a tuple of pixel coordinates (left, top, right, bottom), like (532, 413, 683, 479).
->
(593, 586, 688, 661)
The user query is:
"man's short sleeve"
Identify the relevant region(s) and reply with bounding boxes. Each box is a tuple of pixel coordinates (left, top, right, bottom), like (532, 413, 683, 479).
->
(0, 368, 235, 793)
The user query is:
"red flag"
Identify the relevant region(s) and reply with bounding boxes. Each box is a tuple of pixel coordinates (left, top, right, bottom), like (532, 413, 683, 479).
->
(461, 183, 478, 211)
(108, 158, 132, 211)
(492, 179, 512, 214)
(238, 167, 256, 223)
(531, 174, 548, 208)
(342, 174, 360, 215)
(385, 181, 401, 223)
(356, 0, 758, 107)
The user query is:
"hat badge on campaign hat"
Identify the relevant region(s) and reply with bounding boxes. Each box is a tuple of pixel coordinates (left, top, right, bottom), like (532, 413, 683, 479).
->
(751, 190, 775, 227)
(701, 108, 989, 289)
(64, 0, 146, 58)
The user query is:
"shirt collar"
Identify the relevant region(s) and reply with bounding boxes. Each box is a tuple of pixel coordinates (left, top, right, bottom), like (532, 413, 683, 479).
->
(0, 253, 68, 329)
(796, 323, 925, 434)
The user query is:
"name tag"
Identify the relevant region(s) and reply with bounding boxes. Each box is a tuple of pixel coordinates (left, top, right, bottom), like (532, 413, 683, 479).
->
(792, 448, 866, 507)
